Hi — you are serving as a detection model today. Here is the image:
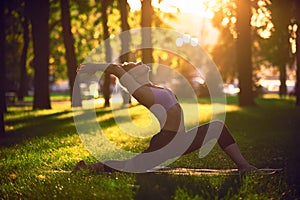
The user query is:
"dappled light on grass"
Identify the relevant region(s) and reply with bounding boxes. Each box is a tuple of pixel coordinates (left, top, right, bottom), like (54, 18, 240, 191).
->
(127, 106, 156, 129)
(5, 103, 74, 133)
(1, 97, 300, 199)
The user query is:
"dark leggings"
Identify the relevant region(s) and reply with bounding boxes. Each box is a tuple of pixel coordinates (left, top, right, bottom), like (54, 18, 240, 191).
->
(104, 120, 235, 172)
(144, 120, 235, 154)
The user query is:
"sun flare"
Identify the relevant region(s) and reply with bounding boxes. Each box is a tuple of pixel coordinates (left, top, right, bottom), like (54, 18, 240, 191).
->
(128, 0, 216, 19)
(153, 0, 215, 19)
(127, 0, 221, 46)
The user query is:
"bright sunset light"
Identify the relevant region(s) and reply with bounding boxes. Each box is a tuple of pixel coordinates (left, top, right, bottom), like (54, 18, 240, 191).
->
(128, 0, 221, 46)
(128, 0, 215, 19)
(153, 0, 215, 18)
(251, 0, 273, 39)
(128, 0, 275, 40)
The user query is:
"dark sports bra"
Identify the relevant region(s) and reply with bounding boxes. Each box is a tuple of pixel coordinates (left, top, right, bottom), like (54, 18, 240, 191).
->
(149, 87, 179, 127)
(149, 87, 178, 111)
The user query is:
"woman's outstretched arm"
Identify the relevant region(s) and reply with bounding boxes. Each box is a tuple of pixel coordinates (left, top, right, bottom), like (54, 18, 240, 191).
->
(77, 63, 113, 75)
(78, 63, 154, 107)
(108, 64, 154, 107)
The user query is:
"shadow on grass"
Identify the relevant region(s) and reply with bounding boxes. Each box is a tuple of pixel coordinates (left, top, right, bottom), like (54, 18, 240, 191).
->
(2, 104, 143, 148)
(2, 97, 299, 198)
(2, 110, 74, 147)
(134, 173, 242, 199)
(1, 108, 113, 148)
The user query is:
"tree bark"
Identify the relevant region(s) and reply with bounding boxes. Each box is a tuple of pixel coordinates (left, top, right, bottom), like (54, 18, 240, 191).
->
(60, 0, 82, 107)
(141, 0, 153, 66)
(101, 0, 113, 107)
(296, 1, 300, 106)
(0, 0, 6, 135)
(118, 0, 132, 105)
(279, 64, 287, 97)
(118, 0, 131, 63)
(27, 0, 51, 109)
(236, 0, 255, 106)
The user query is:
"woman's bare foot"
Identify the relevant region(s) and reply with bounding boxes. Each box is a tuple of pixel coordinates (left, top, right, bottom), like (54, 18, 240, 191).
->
(88, 162, 105, 173)
(73, 160, 105, 173)
(238, 164, 258, 173)
(74, 160, 88, 171)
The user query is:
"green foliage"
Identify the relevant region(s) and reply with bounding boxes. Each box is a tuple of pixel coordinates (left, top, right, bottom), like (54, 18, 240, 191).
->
(259, 0, 295, 67)
(210, 0, 297, 82)
(4, 0, 29, 88)
(3, 0, 123, 84)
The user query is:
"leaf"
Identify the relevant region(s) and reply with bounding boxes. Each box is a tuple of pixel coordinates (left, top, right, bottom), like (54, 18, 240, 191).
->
(36, 174, 46, 180)
(9, 173, 18, 179)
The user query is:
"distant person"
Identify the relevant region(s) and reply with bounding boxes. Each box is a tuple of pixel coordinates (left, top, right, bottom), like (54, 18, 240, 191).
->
(75, 61, 257, 173)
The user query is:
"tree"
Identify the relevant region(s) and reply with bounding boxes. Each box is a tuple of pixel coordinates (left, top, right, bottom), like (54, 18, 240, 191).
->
(18, 0, 29, 101)
(4, 1, 29, 100)
(101, 0, 113, 107)
(0, 0, 6, 135)
(27, 0, 51, 109)
(118, 0, 132, 63)
(141, 0, 153, 66)
(211, 26, 238, 82)
(261, 0, 294, 97)
(118, 0, 133, 105)
(60, 0, 82, 107)
(295, 0, 300, 106)
(236, 0, 255, 106)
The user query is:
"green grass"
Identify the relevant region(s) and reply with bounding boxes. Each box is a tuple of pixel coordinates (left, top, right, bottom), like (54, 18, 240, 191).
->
(1, 95, 300, 199)
(23, 92, 71, 102)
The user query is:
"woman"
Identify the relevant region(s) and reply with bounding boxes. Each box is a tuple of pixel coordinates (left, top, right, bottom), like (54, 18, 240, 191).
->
(75, 61, 257, 173)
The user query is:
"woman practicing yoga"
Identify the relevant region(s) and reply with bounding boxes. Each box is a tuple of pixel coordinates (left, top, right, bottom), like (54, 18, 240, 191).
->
(75, 61, 257, 173)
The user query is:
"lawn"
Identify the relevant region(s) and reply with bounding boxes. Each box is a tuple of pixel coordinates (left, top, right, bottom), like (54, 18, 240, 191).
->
(1, 94, 299, 199)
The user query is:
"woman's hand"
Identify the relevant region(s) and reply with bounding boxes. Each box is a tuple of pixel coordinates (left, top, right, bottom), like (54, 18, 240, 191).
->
(77, 63, 120, 75)
(105, 63, 120, 74)
(76, 63, 99, 75)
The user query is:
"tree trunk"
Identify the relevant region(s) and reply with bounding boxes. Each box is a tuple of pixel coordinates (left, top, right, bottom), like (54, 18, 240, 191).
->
(27, 0, 51, 109)
(279, 64, 287, 97)
(296, 0, 300, 106)
(118, 0, 131, 63)
(118, 0, 132, 105)
(18, 5, 29, 101)
(236, 0, 255, 106)
(141, 0, 153, 67)
(60, 0, 82, 107)
(101, 0, 113, 107)
(0, 0, 6, 135)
